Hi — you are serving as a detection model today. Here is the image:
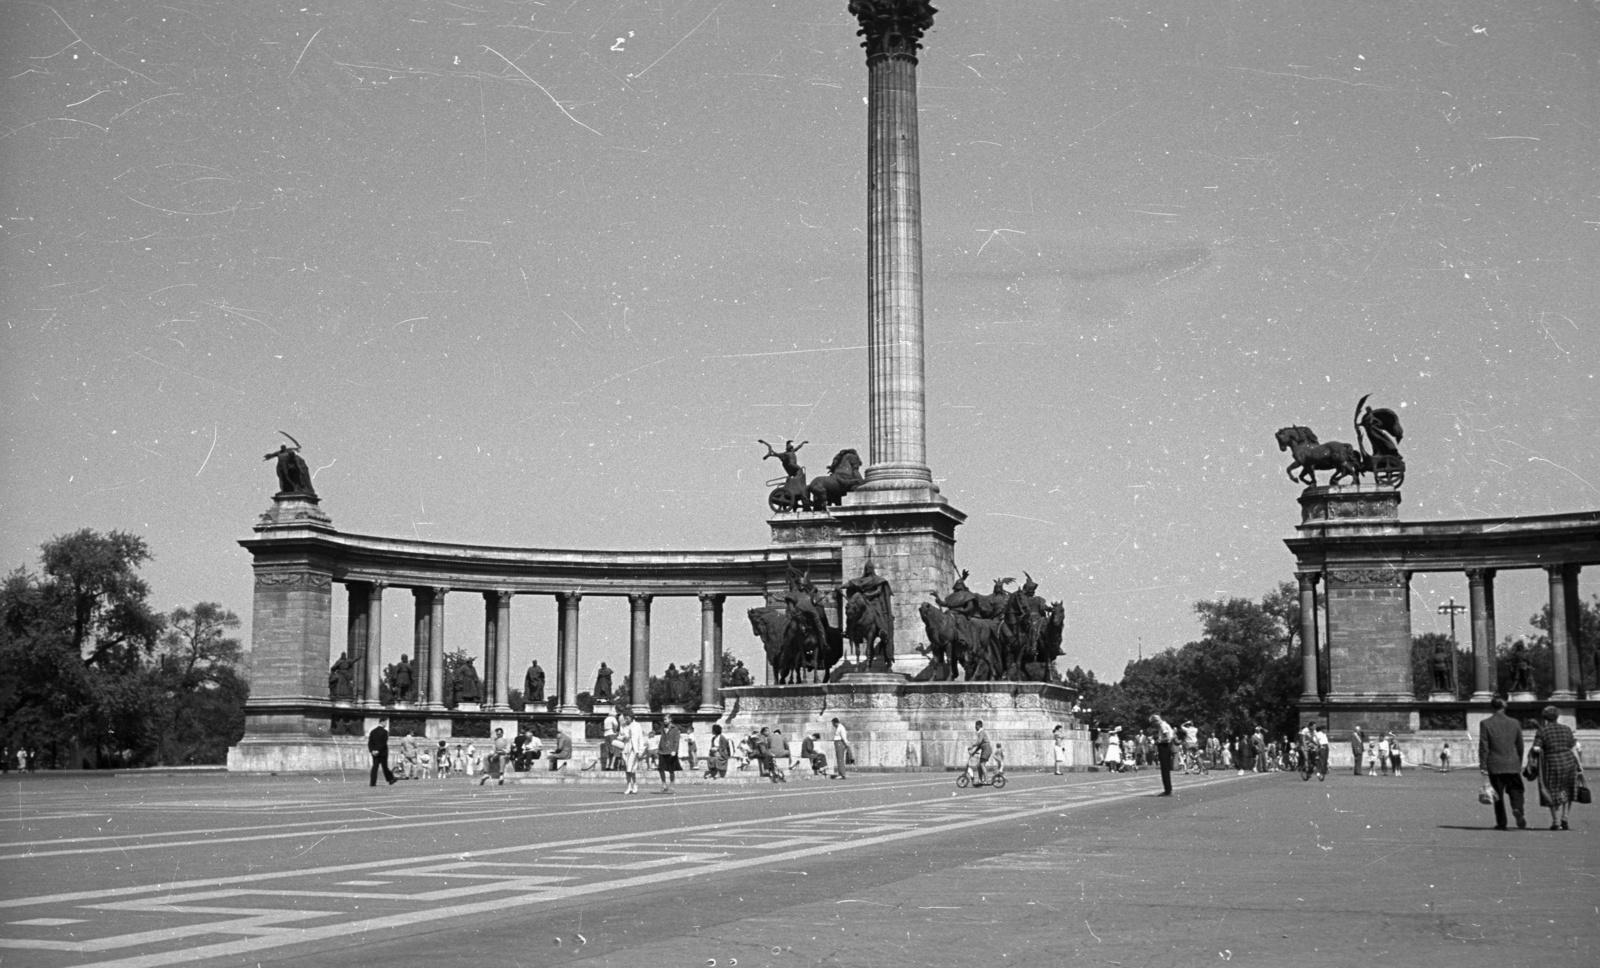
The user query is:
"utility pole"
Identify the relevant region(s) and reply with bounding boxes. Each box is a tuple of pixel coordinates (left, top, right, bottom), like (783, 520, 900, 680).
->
(1438, 597, 1468, 696)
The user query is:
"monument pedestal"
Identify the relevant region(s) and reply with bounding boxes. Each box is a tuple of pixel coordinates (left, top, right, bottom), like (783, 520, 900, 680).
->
(830, 496, 965, 680)
(1428, 691, 1455, 703)
(1509, 691, 1537, 704)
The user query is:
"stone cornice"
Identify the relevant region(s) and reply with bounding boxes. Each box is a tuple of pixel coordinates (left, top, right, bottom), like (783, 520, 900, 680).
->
(848, 0, 937, 61)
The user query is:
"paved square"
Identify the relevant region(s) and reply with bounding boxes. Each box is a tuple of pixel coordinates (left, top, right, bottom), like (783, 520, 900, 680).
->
(1, 767, 1594, 967)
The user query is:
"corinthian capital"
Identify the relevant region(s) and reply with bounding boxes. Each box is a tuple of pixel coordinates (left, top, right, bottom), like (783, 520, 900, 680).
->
(848, 0, 937, 61)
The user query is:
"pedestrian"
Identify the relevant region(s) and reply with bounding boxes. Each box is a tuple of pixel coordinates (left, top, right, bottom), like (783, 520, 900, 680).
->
(400, 732, 419, 779)
(705, 723, 731, 778)
(1051, 724, 1067, 776)
(478, 727, 509, 786)
(1350, 725, 1366, 776)
(1312, 722, 1330, 780)
(1376, 733, 1391, 776)
(832, 717, 850, 779)
(1386, 731, 1403, 776)
(1150, 714, 1176, 795)
(1528, 705, 1583, 830)
(1253, 727, 1268, 773)
(1478, 696, 1526, 830)
(602, 708, 620, 770)
(1440, 740, 1451, 773)
(465, 742, 481, 776)
(656, 715, 681, 793)
(549, 729, 572, 772)
(368, 718, 397, 786)
(967, 720, 993, 784)
(619, 709, 647, 794)
(435, 740, 451, 778)
(1104, 729, 1124, 772)
(1365, 739, 1377, 775)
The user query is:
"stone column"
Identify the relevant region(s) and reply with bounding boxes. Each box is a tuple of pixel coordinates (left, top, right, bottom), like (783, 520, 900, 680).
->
(428, 585, 448, 707)
(481, 591, 504, 707)
(1567, 567, 1586, 700)
(1548, 565, 1575, 700)
(412, 587, 433, 704)
(1297, 571, 1320, 702)
(559, 592, 581, 713)
(629, 593, 652, 714)
(493, 591, 512, 710)
(1468, 569, 1495, 700)
(364, 583, 385, 703)
(852, 0, 938, 497)
(699, 592, 725, 711)
(345, 583, 370, 702)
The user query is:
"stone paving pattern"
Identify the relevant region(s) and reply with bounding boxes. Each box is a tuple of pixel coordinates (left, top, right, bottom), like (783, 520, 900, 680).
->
(1, 764, 1594, 967)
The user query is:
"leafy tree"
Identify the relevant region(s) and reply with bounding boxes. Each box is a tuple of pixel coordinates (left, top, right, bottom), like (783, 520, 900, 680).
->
(41, 529, 163, 671)
(151, 603, 247, 764)
(1524, 594, 1600, 694)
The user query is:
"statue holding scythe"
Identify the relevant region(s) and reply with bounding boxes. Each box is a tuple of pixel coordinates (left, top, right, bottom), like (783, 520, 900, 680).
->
(264, 430, 317, 497)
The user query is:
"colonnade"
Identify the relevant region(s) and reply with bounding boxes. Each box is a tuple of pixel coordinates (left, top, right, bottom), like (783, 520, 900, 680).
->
(339, 582, 727, 714)
(1295, 564, 1587, 701)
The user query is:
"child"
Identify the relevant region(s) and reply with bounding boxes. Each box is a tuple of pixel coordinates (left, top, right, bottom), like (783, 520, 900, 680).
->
(435, 741, 451, 779)
(417, 749, 434, 780)
(1365, 740, 1378, 776)
(989, 743, 1006, 781)
(1440, 741, 1451, 773)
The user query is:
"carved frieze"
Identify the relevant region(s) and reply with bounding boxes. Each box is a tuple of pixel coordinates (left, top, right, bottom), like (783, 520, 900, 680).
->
(1327, 568, 1405, 587)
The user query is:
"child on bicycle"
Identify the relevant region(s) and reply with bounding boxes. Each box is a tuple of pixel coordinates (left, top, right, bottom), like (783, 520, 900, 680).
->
(989, 743, 1005, 782)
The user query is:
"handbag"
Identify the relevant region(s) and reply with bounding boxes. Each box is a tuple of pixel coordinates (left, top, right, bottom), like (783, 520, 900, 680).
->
(1578, 770, 1592, 806)
(1478, 780, 1493, 805)
(1521, 750, 1539, 783)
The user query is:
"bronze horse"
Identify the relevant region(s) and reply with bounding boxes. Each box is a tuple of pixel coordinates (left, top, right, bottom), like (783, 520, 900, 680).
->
(1274, 426, 1364, 487)
(806, 449, 864, 511)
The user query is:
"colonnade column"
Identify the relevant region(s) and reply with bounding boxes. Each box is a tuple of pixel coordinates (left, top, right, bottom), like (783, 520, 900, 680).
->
(494, 591, 512, 710)
(629, 593, 652, 714)
(1548, 565, 1575, 701)
(1297, 571, 1320, 702)
(559, 592, 581, 713)
(1567, 567, 1586, 700)
(365, 583, 385, 702)
(699, 592, 724, 712)
(427, 587, 448, 707)
(346, 584, 370, 702)
(412, 588, 433, 706)
(481, 591, 511, 709)
(1467, 569, 1496, 700)
(1548, 563, 1574, 697)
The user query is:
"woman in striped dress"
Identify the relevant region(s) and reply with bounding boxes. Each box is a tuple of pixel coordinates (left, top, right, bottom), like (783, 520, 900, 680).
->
(1529, 705, 1582, 830)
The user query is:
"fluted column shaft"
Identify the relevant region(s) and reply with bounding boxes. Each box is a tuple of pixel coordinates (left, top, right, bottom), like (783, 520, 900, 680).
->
(364, 583, 385, 702)
(494, 592, 512, 709)
(559, 592, 581, 712)
(1468, 569, 1495, 700)
(629, 593, 652, 713)
(1548, 566, 1575, 700)
(346, 583, 370, 702)
(699, 592, 725, 710)
(1297, 572, 1319, 702)
(427, 587, 448, 706)
(412, 588, 433, 705)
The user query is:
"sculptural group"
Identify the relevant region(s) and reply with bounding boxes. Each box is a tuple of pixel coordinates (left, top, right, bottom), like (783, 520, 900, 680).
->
(748, 565, 845, 684)
(760, 441, 864, 513)
(1276, 394, 1406, 487)
(917, 570, 1064, 682)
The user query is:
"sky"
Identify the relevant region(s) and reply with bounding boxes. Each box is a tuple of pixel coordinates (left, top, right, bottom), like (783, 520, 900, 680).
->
(2, 0, 1597, 685)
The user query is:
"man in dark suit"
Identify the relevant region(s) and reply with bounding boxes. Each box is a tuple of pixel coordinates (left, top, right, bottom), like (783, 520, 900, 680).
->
(1478, 697, 1525, 829)
(368, 719, 396, 787)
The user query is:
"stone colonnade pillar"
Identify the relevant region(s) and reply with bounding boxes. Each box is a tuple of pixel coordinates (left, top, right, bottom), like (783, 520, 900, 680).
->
(629, 593, 652, 714)
(428, 587, 448, 707)
(699, 592, 724, 711)
(1548, 565, 1575, 700)
(412, 588, 433, 705)
(482, 591, 512, 709)
(1297, 571, 1319, 702)
(345, 583, 370, 702)
(559, 592, 582, 713)
(1467, 569, 1496, 700)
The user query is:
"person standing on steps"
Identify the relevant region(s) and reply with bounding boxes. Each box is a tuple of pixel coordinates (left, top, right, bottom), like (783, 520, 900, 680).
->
(832, 717, 850, 779)
(368, 718, 396, 786)
(656, 714, 681, 794)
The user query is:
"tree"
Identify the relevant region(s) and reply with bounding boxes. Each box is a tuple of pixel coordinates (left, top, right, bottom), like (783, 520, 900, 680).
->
(160, 603, 242, 681)
(151, 603, 247, 765)
(1524, 594, 1600, 694)
(40, 529, 163, 671)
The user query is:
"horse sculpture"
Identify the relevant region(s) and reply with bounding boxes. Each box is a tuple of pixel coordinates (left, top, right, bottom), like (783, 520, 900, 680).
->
(747, 604, 842, 684)
(844, 589, 892, 668)
(806, 449, 864, 511)
(1274, 426, 1364, 487)
(919, 588, 1060, 682)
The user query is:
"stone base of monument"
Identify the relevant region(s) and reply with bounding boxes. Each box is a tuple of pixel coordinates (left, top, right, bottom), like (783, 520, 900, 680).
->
(1509, 691, 1537, 704)
(1427, 691, 1455, 703)
(721, 680, 1090, 770)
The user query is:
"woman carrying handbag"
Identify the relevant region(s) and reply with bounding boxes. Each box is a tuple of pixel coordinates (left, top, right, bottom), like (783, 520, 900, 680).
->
(1526, 705, 1582, 830)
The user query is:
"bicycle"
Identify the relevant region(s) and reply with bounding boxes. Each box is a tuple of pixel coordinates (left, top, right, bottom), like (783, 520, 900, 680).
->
(1298, 746, 1317, 781)
(956, 770, 1007, 789)
(1180, 747, 1208, 775)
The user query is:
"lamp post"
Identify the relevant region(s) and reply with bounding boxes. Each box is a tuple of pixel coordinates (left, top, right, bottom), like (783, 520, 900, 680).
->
(1438, 598, 1468, 696)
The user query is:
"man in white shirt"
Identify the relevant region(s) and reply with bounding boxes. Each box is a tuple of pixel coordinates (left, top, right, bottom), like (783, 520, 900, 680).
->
(1150, 714, 1177, 796)
(1312, 723, 1330, 781)
(831, 717, 849, 780)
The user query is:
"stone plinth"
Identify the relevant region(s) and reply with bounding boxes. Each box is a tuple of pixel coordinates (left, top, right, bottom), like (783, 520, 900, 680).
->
(722, 680, 1087, 770)
(1427, 691, 1455, 703)
(1298, 485, 1401, 526)
(831, 498, 965, 678)
(1325, 566, 1413, 701)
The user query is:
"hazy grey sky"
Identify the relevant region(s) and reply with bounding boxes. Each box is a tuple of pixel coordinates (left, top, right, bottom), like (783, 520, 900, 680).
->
(3, 0, 1596, 681)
